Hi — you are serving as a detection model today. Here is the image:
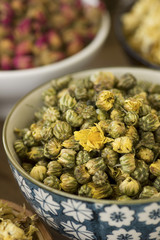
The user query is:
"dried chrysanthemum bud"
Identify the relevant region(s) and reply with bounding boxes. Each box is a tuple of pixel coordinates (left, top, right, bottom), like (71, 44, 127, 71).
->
(119, 177, 140, 197)
(74, 165, 91, 184)
(51, 76, 71, 91)
(96, 109, 108, 121)
(78, 182, 113, 199)
(30, 120, 44, 142)
(101, 145, 119, 167)
(125, 126, 139, 144)
(30, 166, 47, 181)
(42, 107, 60, 122)
(36, 160, 48, 167)
(47, 161, 62, 177)
(136, 147, 154, 163)
(60, 173, 78, 193)
(76, 150, 91, 165)
(153, 176, 160, 191)
(108, 120, 126, 138)
(131, 160, 149, 184)
(116, 195, 132, 201)
(27, 146, 44, 162)
(59, 93, 77, 112)
(75, 124, 113, 152)
(139, 186, 158, 199)
(53, 120, 72, 140)
(110, 108, 125, 122)
(92, 170, 108, 186)
(155, 126, 160, 143)
(85, 157, 106, 175)
(44, 138, 61, 159)
(80, 118, 97, 130)
(139, 104, 151, 117)
(139, 113, 160, 131)
(97, 120, 111, 133)
(112, 136, 133, 153)
(58, 149, 76, 169)
(74, 87, 88, 100)
(14, 139, 28, 159)
(42, 88, 57, 107)
(148, 94, 160, 110)
(119, 153, 136, 173)
(82, 105, 97, 120)
(65, 109, 83, 127)
(22, 163, 33, 174)
(96, 90, 114, 111)
(149, 159, 160, 177)
(91, 71, 115, 91)
(124, 112, 139, 126)
(44, 175, 60, 190)
(124, 98, 142, 113)
(117, 73, 137, 90)
(62, 136, 80, 151)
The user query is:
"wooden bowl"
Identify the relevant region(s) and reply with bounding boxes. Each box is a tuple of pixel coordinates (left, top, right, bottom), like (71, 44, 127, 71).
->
(1, 199, 52, 240)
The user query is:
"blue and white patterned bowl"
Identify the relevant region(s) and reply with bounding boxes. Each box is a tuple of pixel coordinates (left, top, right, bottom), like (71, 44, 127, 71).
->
(3, 67, 160, 240)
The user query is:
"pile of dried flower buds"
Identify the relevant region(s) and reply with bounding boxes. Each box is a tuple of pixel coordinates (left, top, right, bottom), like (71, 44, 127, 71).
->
(14, 71, 160, 200)
(0, 0, 102, 70)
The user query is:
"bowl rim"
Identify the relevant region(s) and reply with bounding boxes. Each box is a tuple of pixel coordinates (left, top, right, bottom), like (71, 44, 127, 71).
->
(3, 66, 160, 206)
(114, 1, 160, 70)
(0, 11, 110, 76)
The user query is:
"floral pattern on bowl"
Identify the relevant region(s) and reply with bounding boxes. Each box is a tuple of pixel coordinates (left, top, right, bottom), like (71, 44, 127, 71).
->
(10, 163, 160, 240)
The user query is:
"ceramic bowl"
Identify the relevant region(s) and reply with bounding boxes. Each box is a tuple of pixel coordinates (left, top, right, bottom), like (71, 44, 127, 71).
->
(115, 1, 160, 70)
(1, 199, 52, 240)
(3, 67, 160, 240)
(0, 10, 110, 119)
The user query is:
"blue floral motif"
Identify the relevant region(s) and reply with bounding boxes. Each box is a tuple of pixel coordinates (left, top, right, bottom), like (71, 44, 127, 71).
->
(33, 188, 60, 215)
(149, 226, 160, 240)
(138, 203, 160, 225)
(61, 199, 93, 223)
(99, 204, 134, 227)
(34, 206, 59, 230)
(106, 229, 141, 240)
(61, 220, 94, 240)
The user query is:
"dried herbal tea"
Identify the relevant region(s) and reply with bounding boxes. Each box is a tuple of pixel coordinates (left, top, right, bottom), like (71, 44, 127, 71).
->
(14, 71, 160, 200)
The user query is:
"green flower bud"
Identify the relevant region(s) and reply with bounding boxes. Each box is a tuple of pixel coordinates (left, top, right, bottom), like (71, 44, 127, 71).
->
(124, 98, 142, 113)
(53, 120, 72, 140)
(150, 159, 160, 176)
(22, 163, 33, 174)
(59, 93, 76, 112)
(148, 94, 160, 110)
(136, 147, 154, 163)
(125, 126, 139, 144)
(60, 173, 78, 193)
(82, 105, 97, 119)
(139, 113, 160, 132)
(65, 109, 83, 127)
(51, 75, 71, 91)
(96, 90, 114, 111)
(62, 136, 80, 151)
(108, 120, 126, 138)
(47, 161, 62, 177)
(42, 88, 57, 107)
(30, 166, 47, 181)
(27, 146, 44, 162)
(119, 177, 140, 197)
(42, 107, 60, 122)
(101, 145, 119, 167)
(153, 176, 160, 191)
(76, 150, 91, 165)
(139, 104, 151, 117)
(44, 138, 61, 159)
(131, 160, 149, 183)
(58, 149, 76, 169)
(116, 195, 132, 201)
(74, 87, 88, 100)
(14, 139, 28, 159)
(124, 112, 139, 126)
(96, 109, 109, 121)
(36, 160, 48, 167)
(74, 165, 91, 184)
(85, 157, 106, 175)
(78, 182, 113, 199)
(110, 108, 125, 122)
(92, 71, 115, 91)
(92, 170, 108, 186)
(139, 186, 158, 199)
(117, 73, 137, 90)
(154, 126, 160, 143)
(119, 153, 136, 173)
(43, 175, 60, 190)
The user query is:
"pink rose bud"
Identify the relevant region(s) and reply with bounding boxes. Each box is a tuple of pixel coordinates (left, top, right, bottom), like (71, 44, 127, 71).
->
(16, 18, 31, 36)
(15, 41, 32, 55)
(13, 55, 34, 69)
(0, 55, 13, 70)
(66, 38, 84, 56)
(0, 2, 14, 25)
(35, 36, 47, 48)
(51, 51, 65, 63)
(61, 4, 77, 21)
(1, 39, 15, 55)
(47, 30, 62, 49)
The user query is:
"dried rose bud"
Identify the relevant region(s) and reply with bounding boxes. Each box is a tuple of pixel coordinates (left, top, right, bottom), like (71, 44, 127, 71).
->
(0, 55, 13, 70)
(13, 55, 34, 70)
(47, 30, 63, 49)
(0, 39, 14, 55)
(66, 38, 84, 56)
(61, 4, 78, 21)
(15, 18, 31, 37)
(15, 40, 33, 55)
(0, 2, 14, 25)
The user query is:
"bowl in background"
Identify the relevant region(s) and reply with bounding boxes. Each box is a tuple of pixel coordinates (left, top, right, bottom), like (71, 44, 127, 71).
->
(0, 10, 110, 119)
(115, 0, 160, 70)
(0, 199, 52, 240)
(3, 67, 160, 240)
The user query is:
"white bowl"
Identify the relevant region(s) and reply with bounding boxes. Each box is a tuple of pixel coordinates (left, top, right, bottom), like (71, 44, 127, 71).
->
(0, 11, 110, 119)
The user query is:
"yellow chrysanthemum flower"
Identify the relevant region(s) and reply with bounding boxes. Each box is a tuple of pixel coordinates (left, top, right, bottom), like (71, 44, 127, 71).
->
(74, 124, 112, 151)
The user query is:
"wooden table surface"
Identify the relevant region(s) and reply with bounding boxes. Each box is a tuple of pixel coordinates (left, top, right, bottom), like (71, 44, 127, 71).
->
(0, 3, 142, 239)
